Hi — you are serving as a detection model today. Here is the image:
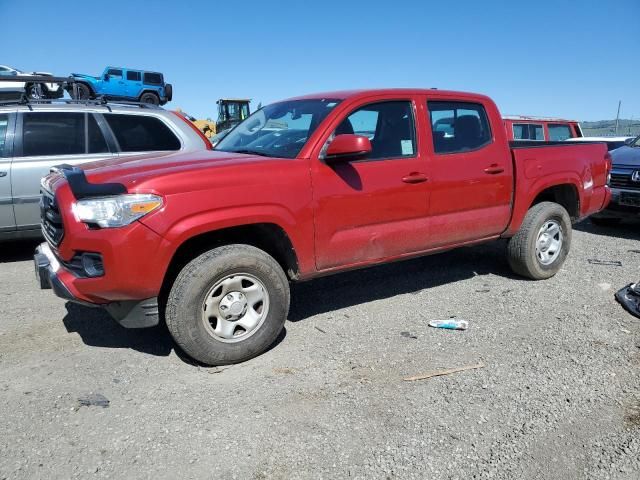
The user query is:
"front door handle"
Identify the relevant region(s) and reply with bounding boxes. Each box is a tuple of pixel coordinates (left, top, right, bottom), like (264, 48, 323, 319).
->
(402, 172, 428, 184)
(0, 171, 7, 177)
(484, 164, 504, 175)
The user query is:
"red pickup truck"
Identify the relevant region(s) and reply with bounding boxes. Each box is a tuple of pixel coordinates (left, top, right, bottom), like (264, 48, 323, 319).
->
(34, 89, 611, 365)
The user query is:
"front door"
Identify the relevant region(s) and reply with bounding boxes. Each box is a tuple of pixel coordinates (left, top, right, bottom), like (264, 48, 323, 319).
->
(0, 113, 16, 231)
(12, 111, 114, 229)
(312, 99, 431, 270)
(101, 68, 126, 98)
(424, 99, 513, 247)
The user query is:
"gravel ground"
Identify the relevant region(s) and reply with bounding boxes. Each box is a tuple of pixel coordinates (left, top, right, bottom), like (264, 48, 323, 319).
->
(1, 220, 639, 480)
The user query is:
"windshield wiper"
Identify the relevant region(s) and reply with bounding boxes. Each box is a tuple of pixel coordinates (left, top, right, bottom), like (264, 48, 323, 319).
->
(228, 149, 276, 157)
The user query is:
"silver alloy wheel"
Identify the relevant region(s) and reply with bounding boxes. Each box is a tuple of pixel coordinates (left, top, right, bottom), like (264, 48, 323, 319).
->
(201, 273, 270, 343)
(535, 220, 563, 266)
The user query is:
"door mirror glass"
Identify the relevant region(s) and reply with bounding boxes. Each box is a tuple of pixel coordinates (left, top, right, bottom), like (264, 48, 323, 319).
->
(103, 74, 110, 81)
(325, 134, 372, 163)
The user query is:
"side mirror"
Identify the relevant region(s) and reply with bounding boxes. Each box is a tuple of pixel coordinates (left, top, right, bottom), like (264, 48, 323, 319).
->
(624, 138, 634, 145)
(103, 74, 110, 81)
(325, 134, 372, 163)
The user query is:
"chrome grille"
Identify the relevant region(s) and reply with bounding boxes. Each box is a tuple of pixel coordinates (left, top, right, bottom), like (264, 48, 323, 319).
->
(609, 170, 640, 190)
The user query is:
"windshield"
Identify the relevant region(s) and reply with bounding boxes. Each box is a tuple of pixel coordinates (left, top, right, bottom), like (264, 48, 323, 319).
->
(215, 98, 341, 158)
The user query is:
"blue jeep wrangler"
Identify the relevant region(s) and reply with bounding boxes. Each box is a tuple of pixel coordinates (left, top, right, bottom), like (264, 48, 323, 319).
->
(68, 67, 173, 105)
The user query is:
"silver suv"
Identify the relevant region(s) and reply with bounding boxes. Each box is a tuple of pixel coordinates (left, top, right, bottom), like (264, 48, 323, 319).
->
(0, 101, 211, 240)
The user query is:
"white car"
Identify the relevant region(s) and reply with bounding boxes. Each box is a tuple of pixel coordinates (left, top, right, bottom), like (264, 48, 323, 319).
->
(0, 65, 64, 99)
(565, 136, 635, 151)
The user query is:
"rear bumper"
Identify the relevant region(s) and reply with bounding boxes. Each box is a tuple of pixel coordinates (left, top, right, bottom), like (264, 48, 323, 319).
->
(34, 242, 159, 328)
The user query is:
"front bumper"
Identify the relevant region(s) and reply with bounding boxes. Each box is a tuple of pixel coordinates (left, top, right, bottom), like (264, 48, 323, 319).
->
(34, 242, 159, 328)
(593, 187, 640, 219)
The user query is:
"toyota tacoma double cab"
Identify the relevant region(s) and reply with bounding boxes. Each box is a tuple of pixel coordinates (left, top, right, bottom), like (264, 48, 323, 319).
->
(68, 67, 172, 105)
(34, 89, 611, 365)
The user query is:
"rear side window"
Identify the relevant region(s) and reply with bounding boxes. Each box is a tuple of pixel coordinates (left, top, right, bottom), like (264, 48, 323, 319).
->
(22, 112, 85, 156)
(334, 101, 416, 160)
(548, 123, 573, 141)
(104, 114, 180, 152)
(0, 114, 8, 157)
(126, 71, 141, 81)
(513, 123, 544, 141)
(428, 101, 492, 154)
(143, 72, 163, 85)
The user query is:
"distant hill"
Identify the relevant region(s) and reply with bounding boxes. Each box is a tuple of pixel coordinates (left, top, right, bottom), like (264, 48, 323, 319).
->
(582, 119, 640, 137)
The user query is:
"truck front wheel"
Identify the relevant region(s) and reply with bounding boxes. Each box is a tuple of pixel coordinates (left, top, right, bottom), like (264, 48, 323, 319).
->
(165, 245, 290, 365)
(507, 202, 572, 280)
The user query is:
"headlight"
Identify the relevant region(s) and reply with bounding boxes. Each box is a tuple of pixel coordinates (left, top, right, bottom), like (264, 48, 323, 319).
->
(72, 194, 163, 228)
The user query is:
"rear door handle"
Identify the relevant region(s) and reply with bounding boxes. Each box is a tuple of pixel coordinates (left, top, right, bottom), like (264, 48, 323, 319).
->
(402, 173, 428, 184)
(484, 164, 504, 175)
(0, 171, 7, 177)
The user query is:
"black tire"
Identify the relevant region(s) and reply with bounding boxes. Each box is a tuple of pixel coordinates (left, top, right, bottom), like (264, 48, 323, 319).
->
(165, 244, 290, 366)
(507, 202, 572, 280)
(590, 216, 622, 227)
(73, 83, 92, 100)
(164, 83, 173, 102)
(140, 92, 160, 105)
(25, 83, 43, 99)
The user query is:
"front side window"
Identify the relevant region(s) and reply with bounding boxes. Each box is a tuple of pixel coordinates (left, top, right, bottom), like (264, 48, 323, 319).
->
(143, 72, 163, 85)
(428, 101, 492, 154)
(22, 112, 85, 157)
(216, 98, 341, 159)
(107, 69, 123, 80)
(104, 114, 180, 152)
(334, 101, 416, 159)
(548, 123, 573, 141)
(513, 123, 544, 141)
(0, 114, 8, 157)
(126, 71, 141, 81)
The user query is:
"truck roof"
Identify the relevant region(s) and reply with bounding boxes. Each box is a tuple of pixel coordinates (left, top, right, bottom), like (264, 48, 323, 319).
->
(284, 88, 493, 103)
(503, 115, 579, 123)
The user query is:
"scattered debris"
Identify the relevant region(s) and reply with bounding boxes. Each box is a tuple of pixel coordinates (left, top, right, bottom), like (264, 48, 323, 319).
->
(400, 331, 418, 339)
(628, 249, 640, 254)
(314, 326, 327, 334)
(77, 393, 110, 408)
(501, 289, 513, 295)
(206, 367, 228, 375)
(587, 259, 622, 266)
(272, 367, 296, 375)
(428, 319, 469, 330)
(615, 282, 640, 319)
(475, 288, 491, 293)
(403, 362, 485, 382)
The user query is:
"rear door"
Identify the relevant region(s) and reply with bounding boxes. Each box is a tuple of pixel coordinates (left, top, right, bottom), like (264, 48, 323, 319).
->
(311, 97, 431, 270)
(12, 111, 114, 229)
(0, 112, 16, 231)
(424, 98, 513, 246)
(125, 70, 143, 98)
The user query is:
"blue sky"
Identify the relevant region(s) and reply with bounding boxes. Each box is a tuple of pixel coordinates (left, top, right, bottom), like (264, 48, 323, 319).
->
(3, 0, 639, 121)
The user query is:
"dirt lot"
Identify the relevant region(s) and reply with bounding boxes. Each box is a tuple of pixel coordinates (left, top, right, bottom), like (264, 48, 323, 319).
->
(1, 221, 639, 480)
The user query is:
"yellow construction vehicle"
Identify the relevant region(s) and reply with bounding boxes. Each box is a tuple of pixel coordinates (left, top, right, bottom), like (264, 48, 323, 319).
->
(176, 99, 251, 139)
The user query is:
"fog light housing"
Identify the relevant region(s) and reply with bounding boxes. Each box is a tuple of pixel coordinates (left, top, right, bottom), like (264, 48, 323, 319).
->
(81, 253, 104, 277)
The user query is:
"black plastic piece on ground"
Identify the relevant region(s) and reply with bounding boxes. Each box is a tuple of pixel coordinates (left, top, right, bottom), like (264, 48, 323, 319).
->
(104, 298, 160, 328)
(615, 282, 640, 319)
(51, 164, 126, 199)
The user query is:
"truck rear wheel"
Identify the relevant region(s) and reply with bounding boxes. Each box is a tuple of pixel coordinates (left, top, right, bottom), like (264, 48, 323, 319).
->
(73, 83, 92, 100)
(507, 202, 572, 280)
(165, 244, 290, 366)
(140, 92, 160, 105)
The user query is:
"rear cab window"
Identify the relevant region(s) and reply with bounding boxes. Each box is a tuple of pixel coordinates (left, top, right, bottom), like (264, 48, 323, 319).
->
(548, 123, 573, 141)
(513, 123, 544, 141)
(427, 101, 492, 154)
(103, 114, 180, 152)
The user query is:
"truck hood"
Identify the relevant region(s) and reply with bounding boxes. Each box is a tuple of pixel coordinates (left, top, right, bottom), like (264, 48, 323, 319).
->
(78, 150, 287, 192)
(611, 146, 640, 168)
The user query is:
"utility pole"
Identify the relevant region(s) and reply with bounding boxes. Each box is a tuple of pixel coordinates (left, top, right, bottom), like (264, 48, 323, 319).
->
(615, 100, 621, 135)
